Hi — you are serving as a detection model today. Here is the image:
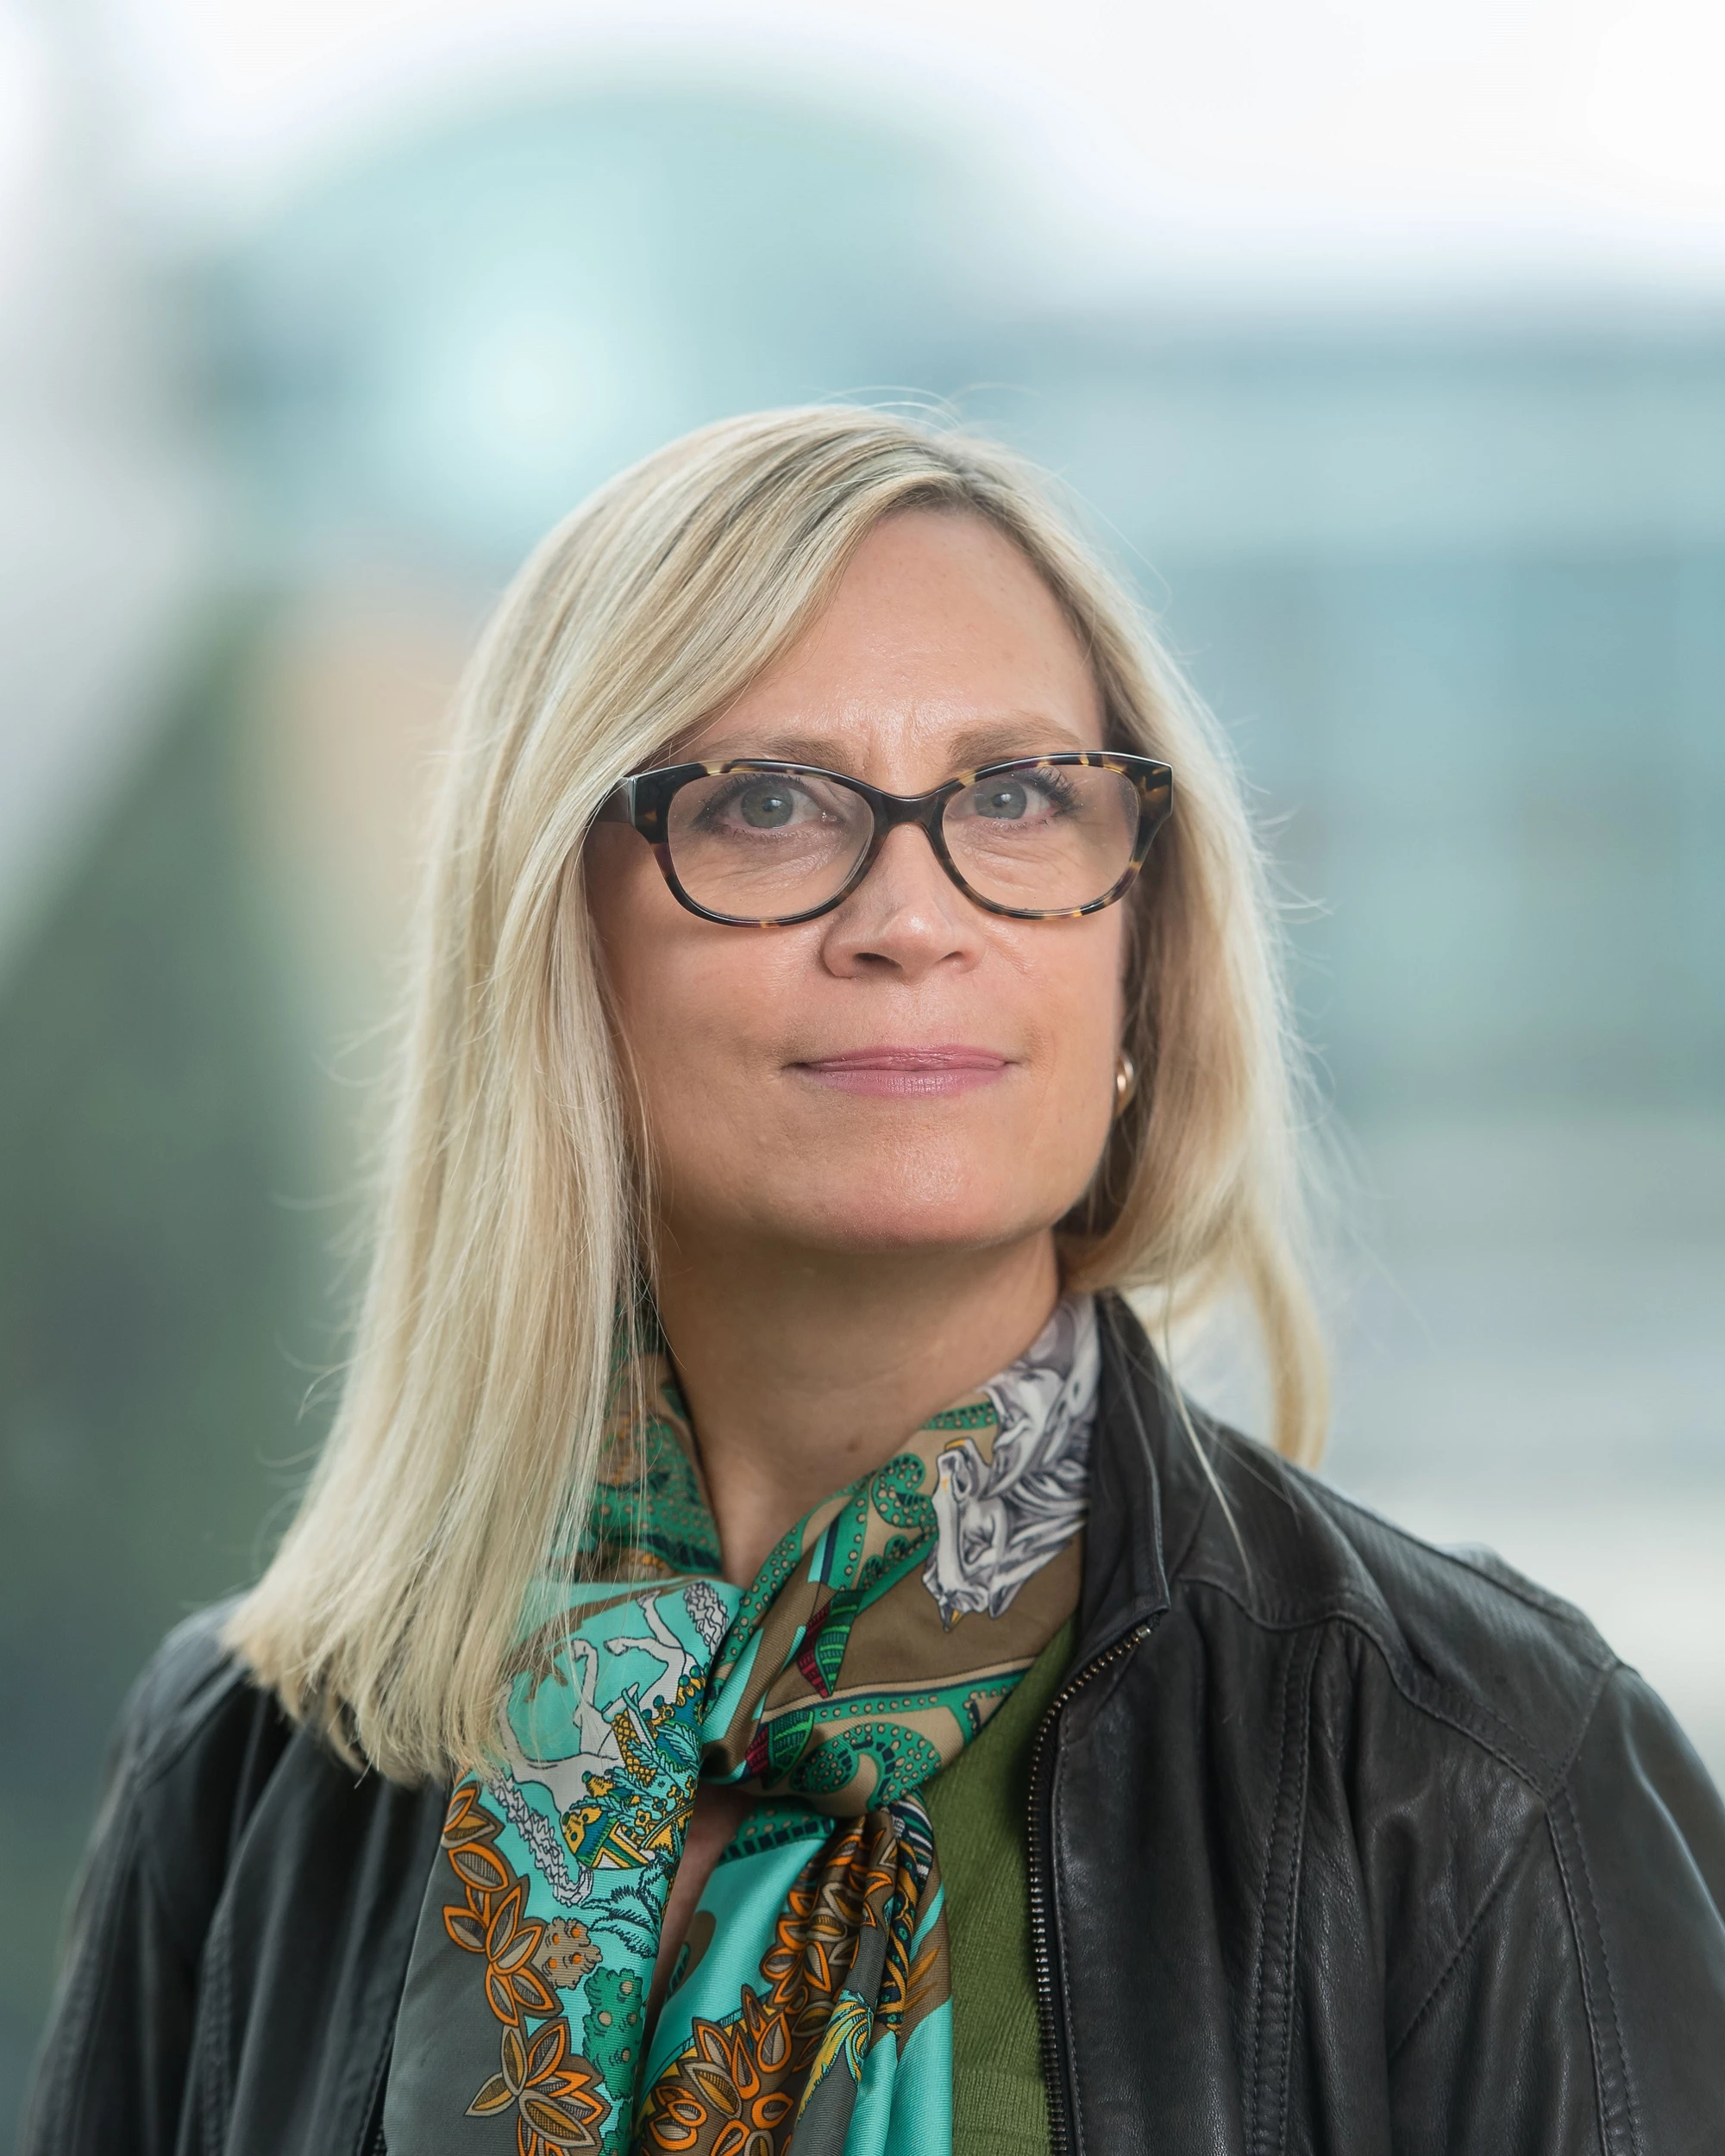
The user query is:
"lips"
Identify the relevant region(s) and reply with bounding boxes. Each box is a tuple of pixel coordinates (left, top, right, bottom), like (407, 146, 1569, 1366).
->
(792, 1046, 1009, 1096)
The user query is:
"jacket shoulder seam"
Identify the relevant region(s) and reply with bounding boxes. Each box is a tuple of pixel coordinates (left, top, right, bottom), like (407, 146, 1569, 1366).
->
(1297, 1475, 1610, 1637)
(1190, 1435, 1615, 1669)
(1386, 1803, 1546, 2060)
(197, 1867, 237, 2152)
(1240, 1627, 1298, 2147)
(1174, 1570, 1615, 1796)
(120, 1690, 220, 1978)
(129, 1608, 268, 1797)
(116, 1608, 279, 1972)
(1243, 1626, 1320, 2156)
(1549, 1777, 1643, 2156)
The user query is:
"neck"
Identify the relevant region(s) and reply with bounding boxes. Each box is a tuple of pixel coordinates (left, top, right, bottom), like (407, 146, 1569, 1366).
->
(652, 1229, 1062, 1587)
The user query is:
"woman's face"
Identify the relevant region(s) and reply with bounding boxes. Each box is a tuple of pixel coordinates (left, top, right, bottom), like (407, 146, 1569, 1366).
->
(585, 509, 1131, 1265)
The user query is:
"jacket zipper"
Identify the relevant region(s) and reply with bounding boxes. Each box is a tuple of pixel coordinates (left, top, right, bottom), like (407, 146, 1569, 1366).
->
(1026, 1618, 1158, 2156)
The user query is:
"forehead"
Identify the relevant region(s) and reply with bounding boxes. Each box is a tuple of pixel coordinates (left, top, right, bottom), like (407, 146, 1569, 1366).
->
(684, 509, 1106, 781)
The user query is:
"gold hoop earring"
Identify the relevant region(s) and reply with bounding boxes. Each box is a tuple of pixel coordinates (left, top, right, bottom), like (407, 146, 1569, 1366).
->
(1113, 1050, 1138, 1118)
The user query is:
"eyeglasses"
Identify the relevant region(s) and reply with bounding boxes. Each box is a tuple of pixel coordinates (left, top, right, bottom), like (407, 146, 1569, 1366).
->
(593, 752, 1173, 927)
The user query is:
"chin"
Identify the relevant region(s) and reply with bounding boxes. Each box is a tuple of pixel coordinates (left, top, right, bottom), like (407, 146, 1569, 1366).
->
(783, 1181, 1051, 1259)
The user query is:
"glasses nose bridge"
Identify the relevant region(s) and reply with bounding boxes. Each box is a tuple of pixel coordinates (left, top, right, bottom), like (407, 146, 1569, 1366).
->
(852, 780, 958, 891)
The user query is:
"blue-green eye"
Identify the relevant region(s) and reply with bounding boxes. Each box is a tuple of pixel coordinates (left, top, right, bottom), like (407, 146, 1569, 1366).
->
(738, 784, 795, 829)
(975, 780, 1029, 820)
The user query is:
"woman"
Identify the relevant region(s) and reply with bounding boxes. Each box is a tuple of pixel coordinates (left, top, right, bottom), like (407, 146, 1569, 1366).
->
(22, 408, 1725, 2155)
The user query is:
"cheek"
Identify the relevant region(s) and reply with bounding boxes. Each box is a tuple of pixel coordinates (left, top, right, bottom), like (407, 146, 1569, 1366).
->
(1020, 925, 1126, 1148)
(586, 837, 709, 1134)
(599, 913, 805, 1158)
(630, 953, 768, 1095)
(588, 826, 761, 1034)
(1024, 914, 1126, 1059)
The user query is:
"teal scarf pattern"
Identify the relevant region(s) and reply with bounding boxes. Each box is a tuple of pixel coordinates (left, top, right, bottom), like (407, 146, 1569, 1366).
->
(386, 1294, 1099, 2156)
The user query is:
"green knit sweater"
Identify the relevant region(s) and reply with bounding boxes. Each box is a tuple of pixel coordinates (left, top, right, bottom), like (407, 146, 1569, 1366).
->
(922, 1617, 1076, 2155)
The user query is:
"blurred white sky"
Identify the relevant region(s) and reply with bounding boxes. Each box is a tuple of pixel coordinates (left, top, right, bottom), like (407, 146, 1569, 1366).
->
(6, 0, 1725, 298)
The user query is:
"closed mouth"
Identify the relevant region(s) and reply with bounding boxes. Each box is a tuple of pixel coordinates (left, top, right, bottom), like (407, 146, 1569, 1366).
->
(790, 1046, 1010, 1095)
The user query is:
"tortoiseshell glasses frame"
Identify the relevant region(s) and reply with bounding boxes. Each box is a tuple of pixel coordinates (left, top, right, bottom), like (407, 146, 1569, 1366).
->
(593, 751, 1174, 927)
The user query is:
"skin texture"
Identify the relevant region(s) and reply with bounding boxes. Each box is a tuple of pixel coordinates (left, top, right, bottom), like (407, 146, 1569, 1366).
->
(583, 507, 1132, 2010)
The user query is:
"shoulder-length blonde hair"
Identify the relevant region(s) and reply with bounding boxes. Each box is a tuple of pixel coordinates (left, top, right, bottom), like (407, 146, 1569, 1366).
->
(229, 405, 1325, 1780)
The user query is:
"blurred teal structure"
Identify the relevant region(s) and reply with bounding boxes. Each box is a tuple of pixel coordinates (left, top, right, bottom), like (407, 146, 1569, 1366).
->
(4, 84, 1723, 2129)
(212, 98, 1725, 1117)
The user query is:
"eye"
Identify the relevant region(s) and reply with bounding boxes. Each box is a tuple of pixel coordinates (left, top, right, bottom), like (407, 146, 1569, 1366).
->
(736, 781, 798, 829)
(975, 780, 1031, 820)
(965, 770, 1080, 823)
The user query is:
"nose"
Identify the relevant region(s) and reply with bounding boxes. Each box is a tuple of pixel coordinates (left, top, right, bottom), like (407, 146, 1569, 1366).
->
(816, 823, 986, 983)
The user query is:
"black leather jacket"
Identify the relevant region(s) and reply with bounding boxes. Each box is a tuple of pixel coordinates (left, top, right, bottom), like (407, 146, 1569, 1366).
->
(22, 1298, 1725, 2153)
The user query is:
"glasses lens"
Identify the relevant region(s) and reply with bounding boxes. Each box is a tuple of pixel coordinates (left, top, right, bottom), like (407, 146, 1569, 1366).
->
(665, 768, 874, 921)
(944, 763, 1140, 913)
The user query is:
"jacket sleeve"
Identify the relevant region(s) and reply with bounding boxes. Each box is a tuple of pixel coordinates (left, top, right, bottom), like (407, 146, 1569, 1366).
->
(16, 1605, 289, 2155)
(1389, 1664, 1725, 2156)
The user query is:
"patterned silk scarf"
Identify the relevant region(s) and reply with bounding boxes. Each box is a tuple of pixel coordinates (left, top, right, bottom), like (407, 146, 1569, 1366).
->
(386, 1294, 1099, 2156)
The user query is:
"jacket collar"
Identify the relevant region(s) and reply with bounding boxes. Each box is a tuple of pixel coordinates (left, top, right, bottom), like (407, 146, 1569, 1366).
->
(1073, 1292, 1182, 1667)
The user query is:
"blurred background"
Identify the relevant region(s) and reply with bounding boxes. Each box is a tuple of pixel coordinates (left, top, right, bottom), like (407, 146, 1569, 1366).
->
(3, 0, 1723, 2124)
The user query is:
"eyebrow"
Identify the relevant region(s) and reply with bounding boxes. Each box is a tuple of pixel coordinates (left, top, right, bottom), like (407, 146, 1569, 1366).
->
(692, 716, 1097, 775)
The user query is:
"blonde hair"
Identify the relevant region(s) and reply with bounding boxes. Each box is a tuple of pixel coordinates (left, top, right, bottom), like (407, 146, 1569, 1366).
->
(229, 406, 1326, 1779)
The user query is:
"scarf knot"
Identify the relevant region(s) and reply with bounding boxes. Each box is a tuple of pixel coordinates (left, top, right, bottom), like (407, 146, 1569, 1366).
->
(387, 1294, 1098, 2155)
